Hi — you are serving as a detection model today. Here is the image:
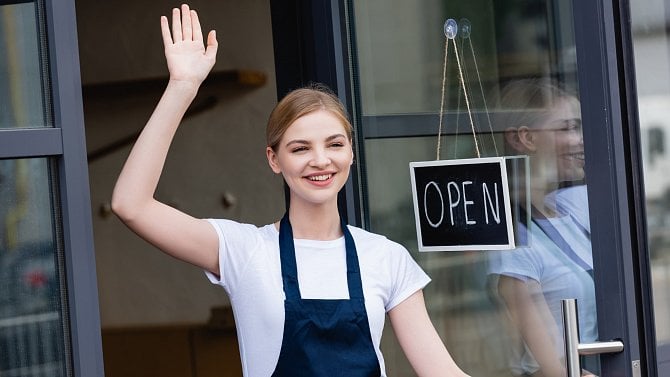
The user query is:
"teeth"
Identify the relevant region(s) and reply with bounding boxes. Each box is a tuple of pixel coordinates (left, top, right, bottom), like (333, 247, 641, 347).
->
(308, 174, 331, 181)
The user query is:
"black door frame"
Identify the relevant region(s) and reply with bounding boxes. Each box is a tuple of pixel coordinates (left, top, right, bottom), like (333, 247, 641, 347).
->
(270, 0, 364, 227)
(46, 0, 104, 374)
(604, 0, 662, 371)
(571, 0, 654, 374)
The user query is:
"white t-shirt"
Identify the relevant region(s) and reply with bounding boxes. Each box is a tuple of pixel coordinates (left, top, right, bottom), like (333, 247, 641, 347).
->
(545, 185, 591, 232)
(488, 215, 596, 375)
(205, 219, 430, 377)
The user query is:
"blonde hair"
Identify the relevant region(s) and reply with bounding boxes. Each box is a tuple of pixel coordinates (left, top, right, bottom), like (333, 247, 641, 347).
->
(497, 78, 579, 130)
(266, 84, 353, 151)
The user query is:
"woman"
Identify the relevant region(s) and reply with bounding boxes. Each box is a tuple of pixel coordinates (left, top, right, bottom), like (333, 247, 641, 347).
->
(112, 5, 468, 377)
(488, 79, 596, 377)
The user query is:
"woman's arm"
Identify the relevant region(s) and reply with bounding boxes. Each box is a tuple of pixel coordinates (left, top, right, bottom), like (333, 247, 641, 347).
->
(388, 290, 470, 377)
(497, 275, 567, 377)
(111, 4, 220, 274)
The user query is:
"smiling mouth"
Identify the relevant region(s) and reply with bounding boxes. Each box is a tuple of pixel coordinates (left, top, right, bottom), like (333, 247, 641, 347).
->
(564, 153, 584, 161)
(307, 174, 333, 181)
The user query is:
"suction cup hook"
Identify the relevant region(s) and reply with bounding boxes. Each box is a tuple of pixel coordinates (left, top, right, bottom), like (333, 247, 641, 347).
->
(444, 19, 458, 39)
(459, 18, 471, 39)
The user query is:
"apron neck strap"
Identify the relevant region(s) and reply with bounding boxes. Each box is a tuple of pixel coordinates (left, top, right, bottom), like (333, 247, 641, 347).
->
(519, 206, 593, 275)
(279, 213, 364, 300)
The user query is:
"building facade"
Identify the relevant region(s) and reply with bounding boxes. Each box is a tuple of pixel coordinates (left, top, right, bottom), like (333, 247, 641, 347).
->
(0, 0, 669, 376)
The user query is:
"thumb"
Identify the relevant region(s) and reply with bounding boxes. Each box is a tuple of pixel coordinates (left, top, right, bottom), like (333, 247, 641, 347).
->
(205, 30, 218, 59)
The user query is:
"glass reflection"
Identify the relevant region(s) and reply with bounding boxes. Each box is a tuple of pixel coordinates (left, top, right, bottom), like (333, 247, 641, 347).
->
(0, 1, 49, 129)
(352, 0, 590, 375)
(0, 158, 66, 376)
(487, 79, 597, 377)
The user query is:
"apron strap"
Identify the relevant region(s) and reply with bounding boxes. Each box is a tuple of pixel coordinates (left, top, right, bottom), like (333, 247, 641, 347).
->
(279, 214, 301, 300)
(520, 206, 593, 276)
(341, 216, 364, 300)
(279, 213, 365, 301)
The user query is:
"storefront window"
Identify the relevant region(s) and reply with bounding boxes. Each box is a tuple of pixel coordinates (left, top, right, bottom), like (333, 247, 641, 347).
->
(351, 0, 595, 375)
(0, 158, 67, 377)
(0, 1, 50, 129)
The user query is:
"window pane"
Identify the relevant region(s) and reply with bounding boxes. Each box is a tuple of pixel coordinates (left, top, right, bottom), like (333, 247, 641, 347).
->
(352, 1, 597, 375)
(0, 1, 50, 129)
(353, 1, 577, 117)
(0, 158, 67, 377)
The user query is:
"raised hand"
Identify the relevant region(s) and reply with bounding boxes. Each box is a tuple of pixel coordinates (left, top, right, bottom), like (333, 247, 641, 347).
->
(160, 4, 218, 86)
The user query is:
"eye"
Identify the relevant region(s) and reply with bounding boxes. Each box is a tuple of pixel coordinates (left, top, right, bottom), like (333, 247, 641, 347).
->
(566, 120, 582, 132)
(557, 119, 581, 132)
(291, 146, 308, 153)
(329, 142, 345, 148)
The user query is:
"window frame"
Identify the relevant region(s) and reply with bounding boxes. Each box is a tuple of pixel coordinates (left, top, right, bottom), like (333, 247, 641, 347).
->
(0, 0, 104, 375)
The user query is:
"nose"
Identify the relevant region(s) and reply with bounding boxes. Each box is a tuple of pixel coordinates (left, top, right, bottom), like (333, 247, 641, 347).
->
(309, 148, 331, 168)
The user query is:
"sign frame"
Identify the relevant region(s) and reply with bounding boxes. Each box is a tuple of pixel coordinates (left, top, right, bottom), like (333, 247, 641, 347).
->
(409, 156, 516, 252)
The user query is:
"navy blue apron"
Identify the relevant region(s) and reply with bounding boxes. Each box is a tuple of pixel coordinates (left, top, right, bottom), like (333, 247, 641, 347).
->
(521, 206, 593, 279)
(271, 213, 382, 377)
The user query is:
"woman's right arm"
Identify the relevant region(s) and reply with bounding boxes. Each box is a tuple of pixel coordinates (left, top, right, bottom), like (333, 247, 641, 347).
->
(111, 4, 220, 275)
(389, 290, 470, 377)
(498, 276, 567, 377)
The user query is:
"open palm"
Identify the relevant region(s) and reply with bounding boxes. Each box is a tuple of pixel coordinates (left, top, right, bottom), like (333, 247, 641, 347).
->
(161, 4, 218, 86)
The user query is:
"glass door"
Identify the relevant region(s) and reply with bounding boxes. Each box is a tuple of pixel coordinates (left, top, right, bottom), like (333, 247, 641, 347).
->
(343, 0, 647, 375)
(0, 0, 103, 375)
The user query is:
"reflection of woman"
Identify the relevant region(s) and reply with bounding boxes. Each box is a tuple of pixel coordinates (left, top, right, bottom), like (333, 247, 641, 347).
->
(111, 5, 468, 376)
(488, 79, 597, 377)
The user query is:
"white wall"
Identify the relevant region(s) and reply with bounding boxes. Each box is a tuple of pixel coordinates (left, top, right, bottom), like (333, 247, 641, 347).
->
(77, 0, 285, 327)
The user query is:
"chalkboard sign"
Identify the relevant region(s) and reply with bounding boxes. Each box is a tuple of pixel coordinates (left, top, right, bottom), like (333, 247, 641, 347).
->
(409, 157, 515, 252)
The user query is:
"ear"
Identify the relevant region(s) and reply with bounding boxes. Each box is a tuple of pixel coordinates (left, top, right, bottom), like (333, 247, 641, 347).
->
(266, 147, 282, 174)
(504, 126, 536, 153)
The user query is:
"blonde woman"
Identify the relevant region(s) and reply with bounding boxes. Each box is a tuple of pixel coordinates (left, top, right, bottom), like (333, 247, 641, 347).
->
(489, 79, 596, 377)
(112, 5, 469, 377)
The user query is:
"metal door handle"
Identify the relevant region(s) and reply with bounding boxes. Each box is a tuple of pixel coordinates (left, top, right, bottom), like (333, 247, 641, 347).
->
(562, 299, 624, 376)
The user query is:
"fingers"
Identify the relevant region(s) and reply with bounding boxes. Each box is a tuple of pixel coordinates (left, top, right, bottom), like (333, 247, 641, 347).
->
(171, 7, 182, 41)
(205, 30, 218, 59)
(181, 4, 192, 40)
(191, 10, 203, 42)
(160, 16, 173, 46)
(164, 5, 212, 48)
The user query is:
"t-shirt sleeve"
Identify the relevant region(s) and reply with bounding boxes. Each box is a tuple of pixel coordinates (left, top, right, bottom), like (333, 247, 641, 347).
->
(487, 246, 540, 282)
(386, 242, 431, 311)
(204, 218, 261, 293)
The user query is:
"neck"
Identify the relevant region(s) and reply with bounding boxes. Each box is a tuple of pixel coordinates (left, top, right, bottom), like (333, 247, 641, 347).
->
(285, 200, 343, 240)
(528, 187, 562, 218)
(530, 199, 560, 218)
(528, 174, 561, 211)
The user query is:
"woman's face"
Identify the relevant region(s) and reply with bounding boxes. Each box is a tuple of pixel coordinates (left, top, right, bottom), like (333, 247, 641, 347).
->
(266, 110, 354, 208)
(532, 97, 584, 184)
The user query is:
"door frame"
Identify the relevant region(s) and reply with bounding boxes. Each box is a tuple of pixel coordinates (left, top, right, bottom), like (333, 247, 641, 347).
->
(605, 0, 663, 371)
(46, 0, 105, 374)
(571, 0, 652, 374)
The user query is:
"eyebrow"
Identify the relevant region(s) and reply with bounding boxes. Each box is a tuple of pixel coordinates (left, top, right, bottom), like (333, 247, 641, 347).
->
(284, 134, 347, 147)
(547, 117, 581, 126)
(560, 118, 582, 126)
